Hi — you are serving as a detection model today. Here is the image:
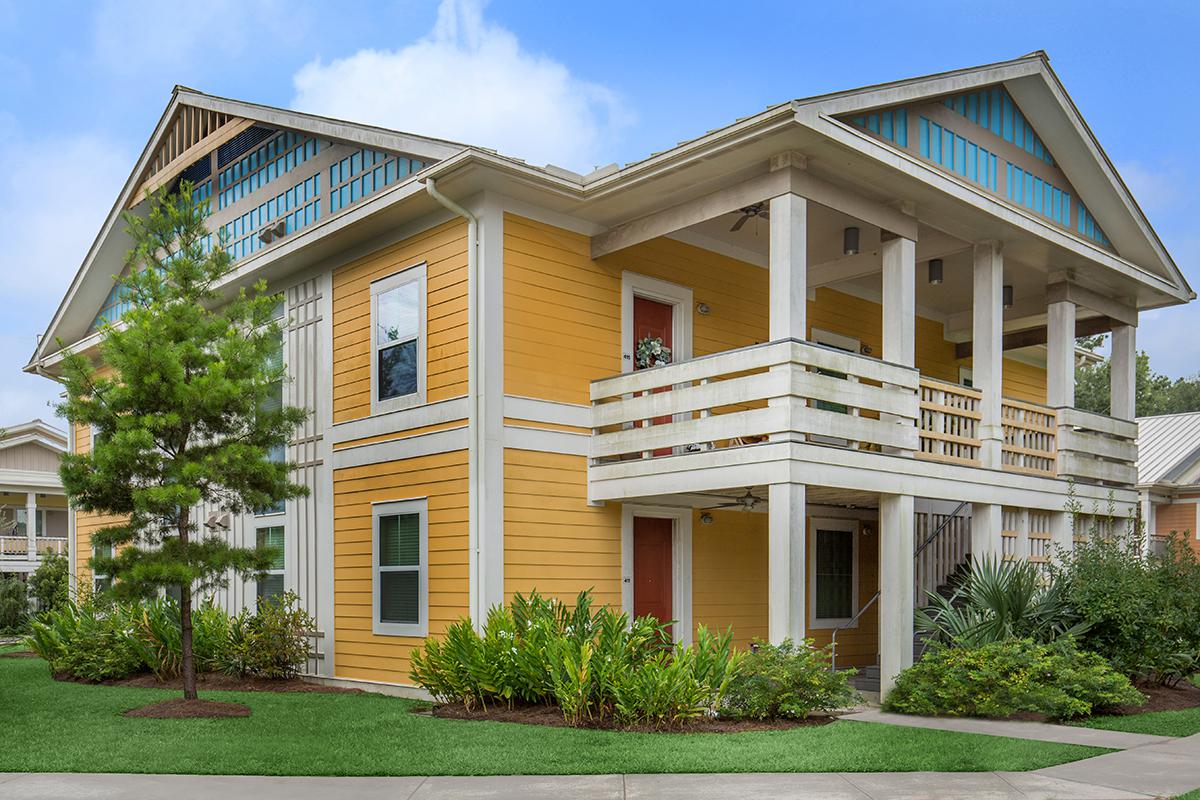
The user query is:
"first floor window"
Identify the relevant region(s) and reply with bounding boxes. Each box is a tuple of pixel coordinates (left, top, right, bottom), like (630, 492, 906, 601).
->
(257, 525, 285, 601)
(812, 521, 857, 624)
(370, 265, 426, 413)
(373, 498, 427, 636)
(93, 540, 113, 594)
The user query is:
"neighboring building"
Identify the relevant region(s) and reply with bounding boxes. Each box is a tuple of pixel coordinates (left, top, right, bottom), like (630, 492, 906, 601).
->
(0, 420, 68, 575)
(1137, 411, 1200, 554)
(24, 52, 1193, 696)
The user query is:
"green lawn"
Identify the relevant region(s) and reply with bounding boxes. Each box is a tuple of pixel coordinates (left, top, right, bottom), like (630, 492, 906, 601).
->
(1076, 705, 1200, 738)
(0, 655, 1108, 776)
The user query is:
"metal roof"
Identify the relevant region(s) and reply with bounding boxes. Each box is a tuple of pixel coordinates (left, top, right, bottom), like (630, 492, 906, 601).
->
(1136, 411, 1200, 485)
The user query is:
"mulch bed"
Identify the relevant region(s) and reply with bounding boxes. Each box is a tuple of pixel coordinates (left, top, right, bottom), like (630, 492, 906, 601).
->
(54, 671, 362, 694)
(0, 650, 39, 658)
(427, 702, 835, 733)
(124, 698, 251, 719)
(1103, 680, 1200, 716)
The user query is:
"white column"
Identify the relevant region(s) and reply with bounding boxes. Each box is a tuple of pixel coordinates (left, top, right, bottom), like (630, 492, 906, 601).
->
(973, 241, 1004, 468)
(1111, 324, 1137, 420)
(1050, 510, 1074, 556)
(768, 482, 806, 645)
(1046, 299, 1076, 408)
(1139, 494, 1155, 557)
(769, 193, 807, 341)
(881, 235, 916, 367)
(879, 493, 915, 698)
(971, 502, 1002, 559)
(1015, 508, 1031, 562)
(25, 491, 37, 561)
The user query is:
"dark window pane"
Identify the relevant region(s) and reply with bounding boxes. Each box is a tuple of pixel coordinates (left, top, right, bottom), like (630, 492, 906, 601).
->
(257, 574, 285, 602)
(257, 526, 285, 570)
(378, 340, 418, 400)
(380, 570, 419, 624)
(815, 529, 854, 619)
(379, 514, 420, 567)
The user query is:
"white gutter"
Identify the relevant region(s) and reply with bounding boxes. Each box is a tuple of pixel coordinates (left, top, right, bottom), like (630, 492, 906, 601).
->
(423, 178, 483, 628)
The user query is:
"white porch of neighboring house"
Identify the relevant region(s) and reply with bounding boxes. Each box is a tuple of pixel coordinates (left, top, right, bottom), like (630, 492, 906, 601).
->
(0, 420, 69, 575)
(588, 153, 1142, 696)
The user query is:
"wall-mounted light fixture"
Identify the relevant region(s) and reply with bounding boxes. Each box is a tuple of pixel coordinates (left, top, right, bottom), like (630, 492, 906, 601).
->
(843, 226, 860, 256)
(699, 512, 714, 525)
(1003, 284, 1014, 309)
(696, 302, 711, 315)
(927, 258, 944, 285)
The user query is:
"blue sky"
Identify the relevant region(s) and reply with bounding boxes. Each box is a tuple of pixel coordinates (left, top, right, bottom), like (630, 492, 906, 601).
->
(1, 0, 1197, 426)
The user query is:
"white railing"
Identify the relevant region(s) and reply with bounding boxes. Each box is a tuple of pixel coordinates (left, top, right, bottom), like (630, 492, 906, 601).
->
(1001, 399, 1058, 477)
(0, 536, 68, 559)
(590, 339, 920, 463)
(917, 378, 982, 466)
(0, 536, 27, 557)
(1057, 407, 1138, 486)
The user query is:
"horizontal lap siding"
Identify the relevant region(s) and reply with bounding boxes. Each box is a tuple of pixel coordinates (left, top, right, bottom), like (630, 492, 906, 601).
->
(503, 449, 621, 607)
(1156, 502, 1197, 537)
(332, 220, 469, 423)
(332, 450, 469, 685)
(71, 422, 128, 585)
(691, 509, 768, 647)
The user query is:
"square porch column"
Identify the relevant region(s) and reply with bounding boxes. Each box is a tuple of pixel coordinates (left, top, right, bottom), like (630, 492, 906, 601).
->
(971, 502, 1003, 559)
(25, 491, 37, 561)
(879, 493, 914, 698)
(1049, 510, 1074, 555)
(881, 234, 916, 367)
(1046, 299, 1076, 408)
(769, 192, 807, 341)
(973, 241, 1004, 469)
(768, 482, 806, 645)
(1111, 324, 1137, 420)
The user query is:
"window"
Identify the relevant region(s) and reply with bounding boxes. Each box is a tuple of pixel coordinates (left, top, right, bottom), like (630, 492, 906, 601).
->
(372, 498, 428, 636)
(809, 518, 858, 627)
(257, 525, 285, 602)
(93, 540, 113, 595)
(370, 265, 426, 414)
(256, 310, 286, 516)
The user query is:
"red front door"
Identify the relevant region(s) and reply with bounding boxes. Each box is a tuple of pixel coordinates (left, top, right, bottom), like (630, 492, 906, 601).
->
(633, 516, 673, 627)
(633, 297, 674, 454)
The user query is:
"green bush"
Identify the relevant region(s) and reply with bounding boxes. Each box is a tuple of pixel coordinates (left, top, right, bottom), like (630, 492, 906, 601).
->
(28, 553, 69, 616)
(410, 590, 741, 728)
(224, 592, 314, 679)
(28, 600, 143, 681)
(722, 638, 858, 720)
(1053, 526, 1200, 685)
(0, 577, 29, 634)
(884, 639, 1144, 720)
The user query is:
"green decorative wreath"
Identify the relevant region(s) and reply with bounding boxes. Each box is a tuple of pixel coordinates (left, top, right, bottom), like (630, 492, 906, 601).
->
(635, 335, 672, 369)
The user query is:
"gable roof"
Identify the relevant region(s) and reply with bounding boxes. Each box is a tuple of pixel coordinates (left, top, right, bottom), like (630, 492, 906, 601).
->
(0, 419, 67, 453)
(1137, 412, 1200, 486)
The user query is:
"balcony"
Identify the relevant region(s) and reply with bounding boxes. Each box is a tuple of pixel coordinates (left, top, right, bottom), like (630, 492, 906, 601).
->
(0, 535, 67, 566)
(589, 339, 1137, 499)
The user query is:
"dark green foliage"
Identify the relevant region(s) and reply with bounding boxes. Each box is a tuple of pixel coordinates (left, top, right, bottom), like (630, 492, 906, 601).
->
(224, 592, 315, 679)
(55, 181, 308, 697)
(884, 639, 1144, 720)
(721, 639, 858, 720)
(410, 589, 741, 728)
(28, 552, 69, 615)
(1053, 525, 1200, 684)
(0, 577, 29, 633)
(916, 555, 1087, 647)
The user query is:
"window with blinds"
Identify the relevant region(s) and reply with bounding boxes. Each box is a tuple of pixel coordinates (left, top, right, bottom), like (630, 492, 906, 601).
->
(256, 525, 285, 602)
(373, 498, 428, 636)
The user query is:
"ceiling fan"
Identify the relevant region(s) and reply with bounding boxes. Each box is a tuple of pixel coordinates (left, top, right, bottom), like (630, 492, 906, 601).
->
(701, 487, 766, 512)
(729, 203, 769, 232)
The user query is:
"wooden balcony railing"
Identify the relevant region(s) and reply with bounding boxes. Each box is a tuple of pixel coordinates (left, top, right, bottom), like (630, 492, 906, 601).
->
(0, 536, 67, 558)
(917, 377, 982, 466)
(1056, 407, 1138, 486)
(1001, 399, 1057, 477)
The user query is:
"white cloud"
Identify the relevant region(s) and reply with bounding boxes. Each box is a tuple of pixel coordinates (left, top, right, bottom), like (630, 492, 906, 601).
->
(291, 0, 632, 173)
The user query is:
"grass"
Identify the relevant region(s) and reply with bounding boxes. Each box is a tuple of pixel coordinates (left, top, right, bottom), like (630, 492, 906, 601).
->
(1076, 705, 1200, 738)
(0, 656, 1111, 776)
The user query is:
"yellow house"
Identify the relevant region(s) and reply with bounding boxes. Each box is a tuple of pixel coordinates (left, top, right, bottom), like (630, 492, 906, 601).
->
(26, 53, 1193, 696)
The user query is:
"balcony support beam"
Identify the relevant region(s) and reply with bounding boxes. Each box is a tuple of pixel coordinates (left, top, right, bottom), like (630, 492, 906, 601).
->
(1111, 324, 1137, 420)
(769, 193, 807, 341)
(768, 482, 806, 645)
(1046, 299, 1077, 408)
(971, 502, 1003, 558)
(25, 491, 36, 561)
(973, 241, 1004, 469)
(879, 492, 914, 698)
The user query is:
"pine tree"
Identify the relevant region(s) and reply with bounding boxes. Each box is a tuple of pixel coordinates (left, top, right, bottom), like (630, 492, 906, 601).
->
(57, 182, 308, 700)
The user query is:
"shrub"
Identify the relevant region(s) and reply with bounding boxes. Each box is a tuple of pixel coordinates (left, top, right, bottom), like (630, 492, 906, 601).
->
(28, 553, 69, 616)
(0, 577, 29, 634)
(722, 639, 858, 720)
(410, 589, 740, 728)
(130, 597, 233, 679)
(917, 556, 1086, 647)
(28, 599, 143, 681)
(883, 639, 1144, 720)
(224, 592, 314, 679)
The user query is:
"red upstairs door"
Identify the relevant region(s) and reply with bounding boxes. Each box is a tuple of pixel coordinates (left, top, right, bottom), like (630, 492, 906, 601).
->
(633, 516, 674, 628)
(633, 296, 674, 455)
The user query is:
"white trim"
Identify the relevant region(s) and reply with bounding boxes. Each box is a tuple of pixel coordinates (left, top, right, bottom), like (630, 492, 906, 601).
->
(503, 425, 590, 456)
(301, 674, 433, 700)
(331, 396, 469, 445)
(621, 272, 693, 373)
(315, 269, 336, 676)
(331, 427, 469, 469)
(810, 327, 860, 355)
(808, 517, 860, 630)
(502, 395, 591, 429)
(371, 497, 429, 638)
(621, 504, 693, 645)
(477, 197, 506, 618)
(369, 262, 428, 416)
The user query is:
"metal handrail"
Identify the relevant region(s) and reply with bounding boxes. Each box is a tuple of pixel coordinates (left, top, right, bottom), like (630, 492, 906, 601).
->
(913, 500, 969, 558)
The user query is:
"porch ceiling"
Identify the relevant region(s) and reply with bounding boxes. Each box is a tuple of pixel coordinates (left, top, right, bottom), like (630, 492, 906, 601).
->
(619, 485, 882, 512)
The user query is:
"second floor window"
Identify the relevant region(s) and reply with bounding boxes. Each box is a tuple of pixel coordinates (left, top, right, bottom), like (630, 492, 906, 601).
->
(371, 264, 426, 414)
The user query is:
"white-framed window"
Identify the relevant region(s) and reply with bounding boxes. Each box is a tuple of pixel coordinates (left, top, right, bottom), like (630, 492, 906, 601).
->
(93, 540, 113, 594)
(372, 498, 428, 637)
(256, 525, 285, 602)
(808, 517, 859, 628)
(370, 264, 427, 415)
(256, 304, 287, 516)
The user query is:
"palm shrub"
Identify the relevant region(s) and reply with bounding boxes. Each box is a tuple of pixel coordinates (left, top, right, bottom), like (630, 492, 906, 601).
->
(722, 638, 858, 719)
(884, 639, 1143, 719)
(916, 555, 1087, 647)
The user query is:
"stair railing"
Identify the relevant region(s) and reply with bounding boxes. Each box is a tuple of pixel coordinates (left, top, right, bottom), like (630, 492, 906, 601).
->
(830, 500, 969, 673)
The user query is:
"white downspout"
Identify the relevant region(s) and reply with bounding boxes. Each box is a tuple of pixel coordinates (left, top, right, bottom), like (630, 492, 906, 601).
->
(424, 178, 483, 627)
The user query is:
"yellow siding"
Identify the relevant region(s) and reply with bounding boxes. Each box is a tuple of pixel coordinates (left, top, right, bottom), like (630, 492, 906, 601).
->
(806, 520, 880, 668)
(332, 220, 469, 423)
(503, 449, 622, 607)
(691, 509, 768, 647)
(332, 450, 469, 684)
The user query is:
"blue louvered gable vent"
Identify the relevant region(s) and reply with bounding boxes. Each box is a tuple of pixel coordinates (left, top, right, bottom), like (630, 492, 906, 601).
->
(849, 109, 908, 147)
(941, 87, 1055, 168)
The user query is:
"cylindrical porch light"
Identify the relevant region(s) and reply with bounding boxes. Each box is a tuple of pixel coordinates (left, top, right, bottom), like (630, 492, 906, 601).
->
(928, 258, 944, 285)
(1003, 284, 1014, 309)
(843, 226, 860, 256)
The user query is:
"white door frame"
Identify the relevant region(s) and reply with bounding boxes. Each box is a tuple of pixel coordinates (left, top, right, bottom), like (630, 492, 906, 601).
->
(621, 271, 693, 373)
(807, 516, 861, 630)
(621, 504, 693, 644)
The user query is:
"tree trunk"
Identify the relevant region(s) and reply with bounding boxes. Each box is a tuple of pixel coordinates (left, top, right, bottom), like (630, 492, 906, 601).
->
(179, 508, 197, 701)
